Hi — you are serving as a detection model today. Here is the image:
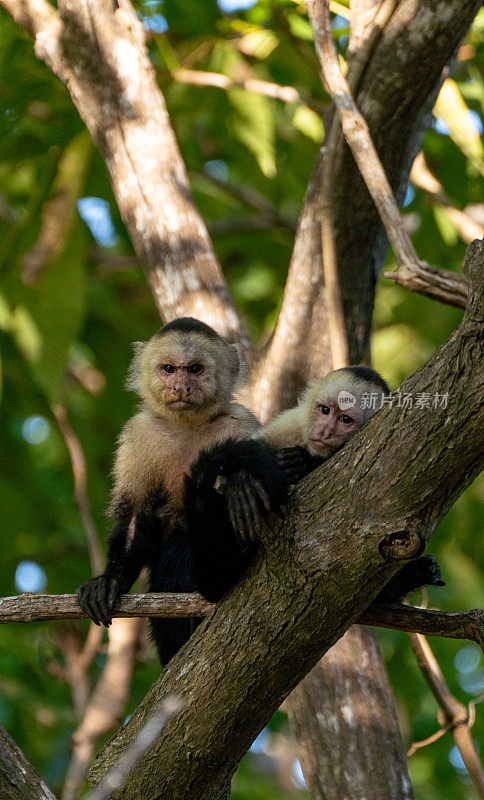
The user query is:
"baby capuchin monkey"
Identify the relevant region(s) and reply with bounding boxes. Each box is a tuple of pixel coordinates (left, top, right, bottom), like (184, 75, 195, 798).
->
(185, 366, 444, 603)
(77, 317, 260, 665)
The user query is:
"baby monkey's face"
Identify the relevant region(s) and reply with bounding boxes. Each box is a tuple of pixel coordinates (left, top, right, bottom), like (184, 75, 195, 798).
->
(307, 394, 362, 456)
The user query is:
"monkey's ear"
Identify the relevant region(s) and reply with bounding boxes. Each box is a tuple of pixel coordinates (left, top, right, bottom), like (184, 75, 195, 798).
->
(125, 341, 146, 393)
(229, 343, 244, 383)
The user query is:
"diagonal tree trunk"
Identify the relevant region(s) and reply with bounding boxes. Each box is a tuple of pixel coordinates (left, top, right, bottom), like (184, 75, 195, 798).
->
(86, 240, 484, 800)
(248, 2, 480, 797)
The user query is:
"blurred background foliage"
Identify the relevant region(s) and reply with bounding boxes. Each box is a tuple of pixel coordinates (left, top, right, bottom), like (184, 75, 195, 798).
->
(0, 0, 483, 797)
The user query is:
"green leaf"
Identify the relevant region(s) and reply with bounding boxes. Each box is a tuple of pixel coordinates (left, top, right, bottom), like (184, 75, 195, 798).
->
(229, 88, 276, 177)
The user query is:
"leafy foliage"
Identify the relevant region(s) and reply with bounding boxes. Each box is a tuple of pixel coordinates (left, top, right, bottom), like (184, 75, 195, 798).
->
(0, 1, 482, 798)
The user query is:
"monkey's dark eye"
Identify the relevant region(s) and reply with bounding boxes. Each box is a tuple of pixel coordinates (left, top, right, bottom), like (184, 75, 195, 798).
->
(319, 405, 330, 415)
(341, 414, 353, 424)
(187, 364, 204, 375)
(161, 364, 175, 374)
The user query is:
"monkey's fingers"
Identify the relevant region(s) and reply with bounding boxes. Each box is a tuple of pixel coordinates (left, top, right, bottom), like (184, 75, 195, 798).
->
(237, 481, 262, 544)
(227, 491, 250, 552)
(246, 473, 271, 514)
(277, 448, 310, 484)
(77, 581, 102, 626)
(84, 576, 113, 628)
(96, 577, 117, 627)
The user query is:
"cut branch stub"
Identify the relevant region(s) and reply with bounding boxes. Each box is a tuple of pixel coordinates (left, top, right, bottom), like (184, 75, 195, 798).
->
(379, 528, 426, 562)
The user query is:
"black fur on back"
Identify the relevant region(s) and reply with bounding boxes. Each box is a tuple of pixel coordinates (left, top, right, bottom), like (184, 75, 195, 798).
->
(345, 365, 390, 395)
(155, 317, 222, 341)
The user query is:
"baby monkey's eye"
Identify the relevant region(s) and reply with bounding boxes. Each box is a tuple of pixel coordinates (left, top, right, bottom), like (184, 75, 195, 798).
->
(319, 405, 330, 415)
(341, 414, 353, 424)
(161, 364, 176, 374)
(187, 364, 204, 375)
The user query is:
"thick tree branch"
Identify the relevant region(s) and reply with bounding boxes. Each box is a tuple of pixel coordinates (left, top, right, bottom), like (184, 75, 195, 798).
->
(0, 0, 247, 345)
(2, 594, 483, 648)
(307, 0, 469, 310)
(83, 697, 183, 800)
(249, 0, 480, 422)
(86, 241, 483, 799)
(360, 605, 484, 650)
(0, 724, 57, 800)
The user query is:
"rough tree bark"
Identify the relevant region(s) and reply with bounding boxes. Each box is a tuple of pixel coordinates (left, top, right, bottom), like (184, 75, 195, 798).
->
(0, 0, 247, 346)
(0, 2, 480, 798)
(84, 239, 483, 800)
(0, 725, 56, 800)
(250, 0, 480, 416)
(247, 2, 480, 797)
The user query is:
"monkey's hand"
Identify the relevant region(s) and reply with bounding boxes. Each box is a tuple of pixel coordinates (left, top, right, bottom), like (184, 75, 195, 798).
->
(277, 447, 321, 486)
(225, 469, 271, 549)
(77, 574, 123, 627)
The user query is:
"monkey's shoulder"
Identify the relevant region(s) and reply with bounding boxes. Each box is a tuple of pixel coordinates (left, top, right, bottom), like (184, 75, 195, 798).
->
(224, 402, 260, 438)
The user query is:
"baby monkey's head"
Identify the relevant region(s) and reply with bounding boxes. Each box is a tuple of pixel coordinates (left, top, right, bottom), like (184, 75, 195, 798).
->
(302, 366, 390, 457)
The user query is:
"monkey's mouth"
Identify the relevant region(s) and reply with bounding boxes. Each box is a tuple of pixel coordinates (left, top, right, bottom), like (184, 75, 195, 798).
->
(167, 399, 196, 410)
(308, 438, 336, 454)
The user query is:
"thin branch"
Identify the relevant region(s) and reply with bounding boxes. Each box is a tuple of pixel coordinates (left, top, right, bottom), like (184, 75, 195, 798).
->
(360, 604, 484, 651)
(82, 696, 183, 800)
(306, 0, 469, 309)
(173, 68, 301, 104)
(320, 140, 349, 368)
(407, 724, 450, 757)
(318, 0, 400, 369)
(208, 215, 297, 237)
(410, 152, 484, 245)
(409, 633, 484, 797)
(193, 171, 297, 228)
(52, 405, 104, 576)
(0, 592, 213, 622)
(2, 593, 483, 647)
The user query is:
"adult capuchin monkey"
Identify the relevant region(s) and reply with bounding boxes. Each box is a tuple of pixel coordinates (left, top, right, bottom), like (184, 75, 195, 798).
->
(185, 366, 444, 603)
(77, 317, 266, 666)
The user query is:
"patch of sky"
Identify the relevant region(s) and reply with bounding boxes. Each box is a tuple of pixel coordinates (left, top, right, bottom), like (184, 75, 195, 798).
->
(332, 15, 348, 29)
(218, 0, 258, 11)
(468, 109, 483, 135)
(15, 561, 47, 593)
(455, 645, 481, 675)
(404, 185, 415, 207)
(141, 14, 168, 33)
(291, 758, 306, 789)
(203, 160, 229, 181)
(448, 743, 478, 779)
(433, 117, 449, 135)
(249, 728, 270, 754)
(22, 415, 50, 445)
(77, 197, 119, 247)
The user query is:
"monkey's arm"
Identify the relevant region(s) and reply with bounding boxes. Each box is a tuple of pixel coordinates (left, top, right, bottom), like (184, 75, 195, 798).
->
(189, 438, 292, 548)
(77, 494, 157, 627)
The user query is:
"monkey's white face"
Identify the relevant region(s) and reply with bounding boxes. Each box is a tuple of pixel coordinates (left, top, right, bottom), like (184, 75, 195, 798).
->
(156, 359, 212, 412)
(137, 332, 234, 418)
(306, 395, 363, 456)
